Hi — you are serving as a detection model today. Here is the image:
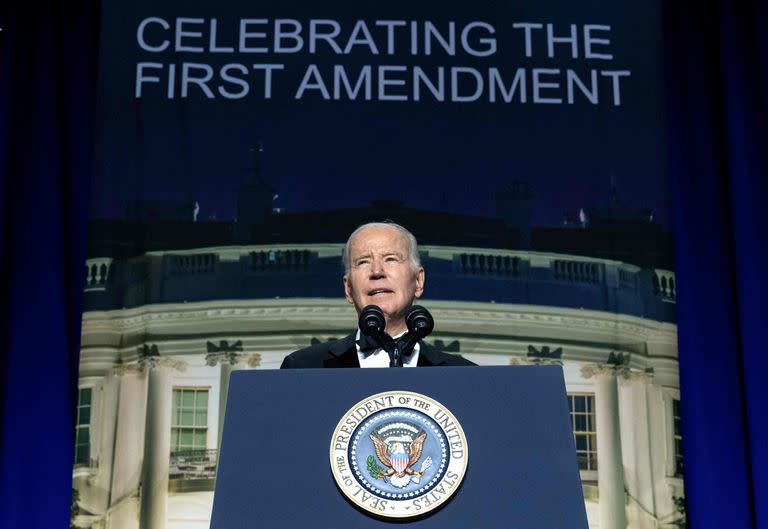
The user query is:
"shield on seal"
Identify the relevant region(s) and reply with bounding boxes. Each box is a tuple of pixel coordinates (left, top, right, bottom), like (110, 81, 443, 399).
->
(391, 452, 409, 474)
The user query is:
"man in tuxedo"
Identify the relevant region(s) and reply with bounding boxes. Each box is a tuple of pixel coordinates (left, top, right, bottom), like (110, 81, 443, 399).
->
(280, 222, 475, 368)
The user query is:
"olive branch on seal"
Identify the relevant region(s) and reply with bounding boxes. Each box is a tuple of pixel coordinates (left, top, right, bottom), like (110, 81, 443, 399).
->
(367, 455, 385, 479)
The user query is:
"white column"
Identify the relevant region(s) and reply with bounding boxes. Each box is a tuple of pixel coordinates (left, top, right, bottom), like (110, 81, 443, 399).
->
(582, 358, 630, 529)
(206, 352, 238, 451)
(206, 351, 260, 450)
(96, 373, 120, 512)
(620, 373, 658, 529)
(140, 363, 171, 529)
(218, 361, 234, 450)
(109, 364, 147, 517)
(594, 371, 627, 529)
(138, 350, 186, 529)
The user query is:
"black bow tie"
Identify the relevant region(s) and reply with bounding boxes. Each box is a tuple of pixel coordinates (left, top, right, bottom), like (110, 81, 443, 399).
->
(356, 333, 386, 356)
(356, 332, 416, 362)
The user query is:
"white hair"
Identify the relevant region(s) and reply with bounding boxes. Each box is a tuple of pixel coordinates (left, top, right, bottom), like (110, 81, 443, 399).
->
(342, 221, 421, 275)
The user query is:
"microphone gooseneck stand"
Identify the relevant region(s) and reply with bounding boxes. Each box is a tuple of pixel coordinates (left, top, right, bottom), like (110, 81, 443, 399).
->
(358, 305, 435, 367)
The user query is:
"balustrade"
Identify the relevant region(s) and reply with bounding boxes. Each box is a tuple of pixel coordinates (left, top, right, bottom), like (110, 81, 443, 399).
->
(82, 248, 677, 319)
(169, 449, 218, 480)
(652, 269, 676, 301)
(458, 253, 520, 276)
(553, 259, 600, 283)
(84, 258, 113, 291)
(618, 268, 637, 289)
(168, 253, 216, 275)
(250, 249, 312, 271)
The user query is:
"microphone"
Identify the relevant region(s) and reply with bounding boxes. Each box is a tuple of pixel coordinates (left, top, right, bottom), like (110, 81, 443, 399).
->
(405, 305, 434, 340)
(358, 305, 395, 354)
(359, 304, 386, 336)
(394, 306, 435, 367)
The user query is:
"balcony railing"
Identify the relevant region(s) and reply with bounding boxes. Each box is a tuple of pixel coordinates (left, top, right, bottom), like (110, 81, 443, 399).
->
(84, 245, 677, 319)
(250, 249, 313, 272)
(168, 253, 216, 275)
(169, 449, 218, 480)
(84, 258, 113, 291)
(554, 259, 600, 283)
(653, 269, 676, 302)
(457, 253, 520, 276)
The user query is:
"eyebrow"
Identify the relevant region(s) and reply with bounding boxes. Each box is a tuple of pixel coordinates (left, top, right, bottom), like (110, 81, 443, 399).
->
(352, 251, 405, 263)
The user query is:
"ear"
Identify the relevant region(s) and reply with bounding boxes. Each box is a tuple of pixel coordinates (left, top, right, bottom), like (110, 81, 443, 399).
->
(343, 275, 354, 304)
(413, 267, 425, 299)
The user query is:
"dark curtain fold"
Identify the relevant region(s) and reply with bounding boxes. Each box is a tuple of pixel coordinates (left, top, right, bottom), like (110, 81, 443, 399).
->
(719, 2, 768, 528)
(665, 0, 767, 528)
(0, 4, 97, 529)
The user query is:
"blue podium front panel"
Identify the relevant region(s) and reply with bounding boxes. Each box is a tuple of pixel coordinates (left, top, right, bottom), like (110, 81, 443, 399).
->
(211, 366, 588, 528)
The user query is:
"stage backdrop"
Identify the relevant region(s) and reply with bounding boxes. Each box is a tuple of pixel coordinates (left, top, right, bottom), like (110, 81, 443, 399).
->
(73, 1, 682, 528)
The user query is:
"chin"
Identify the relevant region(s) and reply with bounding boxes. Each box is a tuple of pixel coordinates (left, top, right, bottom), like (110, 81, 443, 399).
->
(382, 305, 409, 323)
(367, 295, 393, 308)
(370, 298, 396, 312)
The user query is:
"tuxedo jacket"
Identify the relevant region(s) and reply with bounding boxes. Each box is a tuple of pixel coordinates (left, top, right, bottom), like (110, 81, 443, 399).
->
(280, 333, 476, 368)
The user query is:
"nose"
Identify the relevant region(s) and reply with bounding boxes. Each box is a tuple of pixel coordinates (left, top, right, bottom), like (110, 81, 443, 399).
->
(369, 256, 386, 277)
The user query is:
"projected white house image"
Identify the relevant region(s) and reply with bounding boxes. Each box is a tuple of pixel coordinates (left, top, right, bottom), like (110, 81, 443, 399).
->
(73, 224, 683, 529)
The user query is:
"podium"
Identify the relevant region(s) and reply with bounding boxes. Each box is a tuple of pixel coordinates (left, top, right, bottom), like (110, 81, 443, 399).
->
(211, 366, 588, 528)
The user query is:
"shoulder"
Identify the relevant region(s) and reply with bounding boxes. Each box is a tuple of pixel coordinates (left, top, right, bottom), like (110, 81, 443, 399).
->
(280, 341, 333, 369)
(280, 334, 356, 369)
(435, 351, 476, 366)
(419, 343, 476, 366)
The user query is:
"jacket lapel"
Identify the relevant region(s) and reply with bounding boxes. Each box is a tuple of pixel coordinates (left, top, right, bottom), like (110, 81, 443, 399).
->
(323, 333, 359, 368)
(417, 342, 445, 367)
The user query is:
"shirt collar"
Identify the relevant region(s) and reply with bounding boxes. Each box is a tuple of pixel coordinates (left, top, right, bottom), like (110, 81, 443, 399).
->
(354, 329, 420, 367)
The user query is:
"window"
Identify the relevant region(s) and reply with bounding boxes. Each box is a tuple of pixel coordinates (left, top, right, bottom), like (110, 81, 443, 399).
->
(568, 394, 597, 471)
(673, 399, 683, 476)
(171, 388, 209, 453)
(75, 388, 92, 466)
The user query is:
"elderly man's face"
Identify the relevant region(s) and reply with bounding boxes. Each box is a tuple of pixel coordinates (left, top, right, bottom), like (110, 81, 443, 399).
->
(343, 226, 425, 334)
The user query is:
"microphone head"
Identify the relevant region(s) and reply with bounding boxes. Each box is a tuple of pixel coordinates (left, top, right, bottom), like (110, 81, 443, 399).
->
(406, 305, 434, 338)
(359, 305, 386, 336)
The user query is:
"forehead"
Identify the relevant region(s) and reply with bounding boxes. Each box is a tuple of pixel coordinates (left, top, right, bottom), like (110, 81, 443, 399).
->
(348, 226, 409, 255)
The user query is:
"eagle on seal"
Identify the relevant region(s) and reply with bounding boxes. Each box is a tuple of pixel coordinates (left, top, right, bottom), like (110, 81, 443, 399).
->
(370, 431, 427, 479)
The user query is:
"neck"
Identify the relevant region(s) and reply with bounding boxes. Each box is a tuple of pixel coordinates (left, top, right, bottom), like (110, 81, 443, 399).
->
(385, 319, 407, 336)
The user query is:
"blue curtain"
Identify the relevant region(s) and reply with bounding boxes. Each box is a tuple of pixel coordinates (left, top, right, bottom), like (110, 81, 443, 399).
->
(665, 0, 767, 528)
(0, 4, 96, 529)
(1, 1, 766, 528)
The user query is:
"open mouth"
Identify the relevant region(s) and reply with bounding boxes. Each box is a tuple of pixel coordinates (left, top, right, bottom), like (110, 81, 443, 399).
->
(368, 289, 393, 296)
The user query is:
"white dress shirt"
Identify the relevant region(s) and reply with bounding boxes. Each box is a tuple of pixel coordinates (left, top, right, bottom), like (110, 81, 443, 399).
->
(355, 329, 420, 368)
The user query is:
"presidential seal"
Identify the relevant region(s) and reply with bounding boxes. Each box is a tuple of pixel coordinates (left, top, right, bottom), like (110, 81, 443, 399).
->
(329, 391, 468, 519)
